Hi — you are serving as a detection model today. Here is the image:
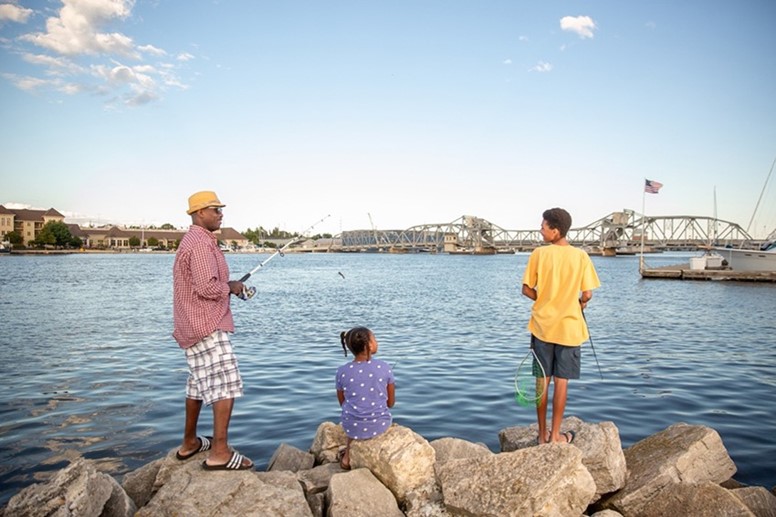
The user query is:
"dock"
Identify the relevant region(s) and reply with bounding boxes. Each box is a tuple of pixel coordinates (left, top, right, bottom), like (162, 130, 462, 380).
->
(641, 264, 776, 282)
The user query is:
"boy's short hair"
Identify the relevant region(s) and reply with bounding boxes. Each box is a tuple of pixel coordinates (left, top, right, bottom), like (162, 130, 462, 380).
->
(543, 208, 572, 237)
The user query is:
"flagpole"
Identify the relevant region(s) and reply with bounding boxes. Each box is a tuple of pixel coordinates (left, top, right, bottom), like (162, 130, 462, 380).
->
(640, 180, 646, 273)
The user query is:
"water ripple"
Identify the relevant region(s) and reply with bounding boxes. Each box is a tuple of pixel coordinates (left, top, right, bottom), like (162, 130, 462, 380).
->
(0, 252, 774, 505)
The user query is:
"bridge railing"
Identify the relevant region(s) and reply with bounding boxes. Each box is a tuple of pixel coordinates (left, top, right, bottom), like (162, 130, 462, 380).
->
(336, 211, 756, 252)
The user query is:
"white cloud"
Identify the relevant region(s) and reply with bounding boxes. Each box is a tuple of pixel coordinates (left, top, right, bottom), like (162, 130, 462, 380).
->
(529, 61, 553, 73)
(3, 202, 40, 210)
(502, 58, 512, 65)
(519, 35, 528, 42)
(139, 44, 166, 56)
(0, 3, 33, 23)
(22, 52, 84, 74)
(125, 89, 157, 106)
(58, 82, 88, 95)
(645, 21, 656, 30)
(3, 0, 192, 107)
(560, 15, 597, 39)
(21, 0, 137, 57)
(2, 72, 54, 90)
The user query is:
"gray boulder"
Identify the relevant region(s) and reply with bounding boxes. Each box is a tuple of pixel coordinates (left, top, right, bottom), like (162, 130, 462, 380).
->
(350, 424, 437, 506)
(310, 421, 348, 465)
(436, 444, 596, 516)
(325, 468, 404, 517)
(731, 486, 776, 517)
(640, 481, 755, 517)
(590, 511, 623, 517)
(429, 437, 492, 465)
(500, 416, 627, 501)
(256, 469, 307, 494)
(120, 456, 164, 508)
(5, 457, 135, 517)
(135, 460, 312, 516)
(268, 442, 316, 472)
(297, 463, 347, 497)
(598, 422, 737, 515)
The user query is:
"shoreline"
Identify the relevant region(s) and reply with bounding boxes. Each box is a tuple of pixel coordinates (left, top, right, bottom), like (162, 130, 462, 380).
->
(4, 419, 775, 516)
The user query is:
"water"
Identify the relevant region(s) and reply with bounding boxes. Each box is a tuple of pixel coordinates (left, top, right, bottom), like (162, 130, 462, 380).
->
(0, 252, 775, 505)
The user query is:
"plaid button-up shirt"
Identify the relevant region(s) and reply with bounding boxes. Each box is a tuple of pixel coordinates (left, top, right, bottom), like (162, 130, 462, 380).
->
(173, 225, 234, 348)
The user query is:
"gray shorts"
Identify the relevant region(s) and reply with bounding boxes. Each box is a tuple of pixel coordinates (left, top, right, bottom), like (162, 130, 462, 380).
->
(531, 335, 581, 380)
(185, 330, 244, 405)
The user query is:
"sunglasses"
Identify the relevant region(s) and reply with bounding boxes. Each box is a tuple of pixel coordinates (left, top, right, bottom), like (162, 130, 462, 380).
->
(207, 207, 223, 214)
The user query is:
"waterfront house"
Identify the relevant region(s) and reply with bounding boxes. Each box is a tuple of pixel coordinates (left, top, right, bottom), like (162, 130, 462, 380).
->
(0, 205, 66, 246)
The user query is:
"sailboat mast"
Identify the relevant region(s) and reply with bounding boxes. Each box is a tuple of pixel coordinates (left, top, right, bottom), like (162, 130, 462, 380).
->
(746, 156, 776, 236)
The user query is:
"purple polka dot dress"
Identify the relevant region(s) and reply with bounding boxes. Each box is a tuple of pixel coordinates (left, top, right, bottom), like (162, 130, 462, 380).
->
(335, 359, 395, 440)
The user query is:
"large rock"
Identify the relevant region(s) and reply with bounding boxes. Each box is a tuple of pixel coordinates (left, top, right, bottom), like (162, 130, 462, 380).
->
(297, 463, 347, 497)
(5, 457, 136, 517)
(402, 437, 492, 517)
(268, 442, 315, 472)
(436, 444, 596, 516)
(732, 486, 776, 517)
(500, 416, 627, 501)
(430, 437, 493, 465)
(325, 468, 404, 517)
(135, 460, 312, 516)
(121, 457, 164, 508)
(255, 469, 307, 494)
(402, 486, 449, 517)
(149, 447, 209, 495)
(640, 481, 755, 517)
(310, 421, 348, 465)
(598, 423, 737, 515)
(350, 424, 437, 505)
(307, 491, 325, 517)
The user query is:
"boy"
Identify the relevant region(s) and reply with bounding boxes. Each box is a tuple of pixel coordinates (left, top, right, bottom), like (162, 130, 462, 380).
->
(521, 208, 600, 444)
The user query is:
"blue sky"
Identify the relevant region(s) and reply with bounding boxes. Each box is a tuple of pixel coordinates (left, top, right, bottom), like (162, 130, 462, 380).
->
(1, 1, 775, 237)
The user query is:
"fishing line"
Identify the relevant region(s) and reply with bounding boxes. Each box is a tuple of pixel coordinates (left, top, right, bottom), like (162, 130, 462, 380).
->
(582, 309, 604, 380)
(236, 214, 331, 300)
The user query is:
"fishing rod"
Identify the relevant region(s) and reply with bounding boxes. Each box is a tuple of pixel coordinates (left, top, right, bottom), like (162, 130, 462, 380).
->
(581, 309, 604, 380)
(236, 214, 331, 300)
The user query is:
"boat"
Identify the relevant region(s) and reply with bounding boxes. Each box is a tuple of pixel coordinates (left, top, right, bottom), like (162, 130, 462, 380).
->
(713, 238, 776, 272)
(448, 245, 497, 255)
(711, 157, 776, 272)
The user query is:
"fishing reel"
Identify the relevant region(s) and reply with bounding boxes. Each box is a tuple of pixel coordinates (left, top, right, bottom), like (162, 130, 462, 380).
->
(238, 285, 257, 300)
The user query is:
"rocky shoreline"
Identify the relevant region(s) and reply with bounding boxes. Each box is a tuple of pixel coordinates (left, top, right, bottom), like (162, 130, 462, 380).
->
(3, 416, 775, 516)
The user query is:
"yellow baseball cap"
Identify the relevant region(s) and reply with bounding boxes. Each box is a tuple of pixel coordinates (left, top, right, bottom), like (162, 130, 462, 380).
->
(187, 191, 226, 214)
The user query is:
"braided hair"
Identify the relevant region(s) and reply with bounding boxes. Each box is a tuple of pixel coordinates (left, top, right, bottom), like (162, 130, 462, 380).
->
(340, 327, 373, 360)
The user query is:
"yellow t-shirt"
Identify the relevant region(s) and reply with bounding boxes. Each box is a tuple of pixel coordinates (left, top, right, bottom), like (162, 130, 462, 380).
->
(522, 244, 601, 346)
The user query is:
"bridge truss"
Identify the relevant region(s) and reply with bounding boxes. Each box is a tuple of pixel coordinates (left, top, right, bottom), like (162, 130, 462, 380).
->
(337, 210, 754, 253)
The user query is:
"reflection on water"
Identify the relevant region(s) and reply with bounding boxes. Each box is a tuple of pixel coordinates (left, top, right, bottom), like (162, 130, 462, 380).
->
(0, 252, 775, 505)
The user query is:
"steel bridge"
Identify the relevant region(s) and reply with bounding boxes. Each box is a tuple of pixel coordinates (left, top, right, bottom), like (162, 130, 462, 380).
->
(334, 210, 755, 254)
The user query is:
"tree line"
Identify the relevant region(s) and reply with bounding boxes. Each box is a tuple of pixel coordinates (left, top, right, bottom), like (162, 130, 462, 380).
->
(3, 221, 333, 250)
(4, 221, 82, 249)
(241, 226, 333, 245)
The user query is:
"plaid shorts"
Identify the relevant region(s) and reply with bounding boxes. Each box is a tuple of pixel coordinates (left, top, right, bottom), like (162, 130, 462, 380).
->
(185, 330, 244, 405)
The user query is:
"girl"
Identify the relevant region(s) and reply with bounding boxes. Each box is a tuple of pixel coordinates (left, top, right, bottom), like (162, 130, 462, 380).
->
(335, 327, 395, 470)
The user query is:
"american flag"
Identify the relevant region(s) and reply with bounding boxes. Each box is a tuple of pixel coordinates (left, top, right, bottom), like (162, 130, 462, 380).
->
(644, 179, 663, 194)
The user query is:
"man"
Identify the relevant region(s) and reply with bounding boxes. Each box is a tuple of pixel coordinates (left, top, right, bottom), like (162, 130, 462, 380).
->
(172, 190, 253, 470)
(521, 208, 600, 444)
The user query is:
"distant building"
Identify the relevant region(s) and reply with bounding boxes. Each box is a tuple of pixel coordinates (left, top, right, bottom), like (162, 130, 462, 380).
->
(0, 205, 66, 245)
(0, 204, 249, 250)
(81, 225, 249, 250)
